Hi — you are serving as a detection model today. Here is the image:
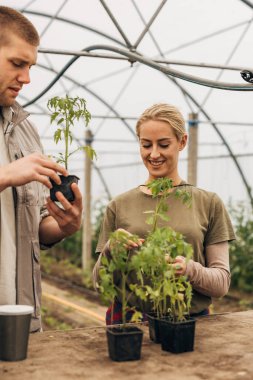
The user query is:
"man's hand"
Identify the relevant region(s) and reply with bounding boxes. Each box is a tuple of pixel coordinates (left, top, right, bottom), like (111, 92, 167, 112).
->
(0, 152, 68, 191)
(45, 183, 83, 237)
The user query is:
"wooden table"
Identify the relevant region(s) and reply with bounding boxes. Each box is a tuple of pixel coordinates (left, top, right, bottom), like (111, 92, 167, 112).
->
(1, 310, 253, 380)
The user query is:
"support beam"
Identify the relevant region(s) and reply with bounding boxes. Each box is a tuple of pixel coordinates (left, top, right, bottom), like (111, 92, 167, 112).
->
(187, 113, 198, 186)
(82, 129, 93, 270)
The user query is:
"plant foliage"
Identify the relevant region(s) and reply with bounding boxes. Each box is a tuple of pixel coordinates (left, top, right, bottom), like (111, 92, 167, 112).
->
(47, 95, 96, 169)
(132, 178, 193, 321)
(229, 202, 253, 292)
(98, 177, 193, 324)
(99, 230, 143, 326)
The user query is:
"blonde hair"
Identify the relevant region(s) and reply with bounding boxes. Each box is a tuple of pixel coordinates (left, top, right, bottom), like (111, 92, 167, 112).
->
(0, 6, 40, 46)
(136, 103, 186, 140)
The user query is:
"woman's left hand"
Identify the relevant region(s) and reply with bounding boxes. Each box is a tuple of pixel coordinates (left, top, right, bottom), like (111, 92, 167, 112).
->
(172, 256, 187, 275)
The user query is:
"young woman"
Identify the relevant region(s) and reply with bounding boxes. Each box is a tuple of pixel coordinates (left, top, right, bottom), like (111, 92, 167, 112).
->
(93, 103, 235, 324)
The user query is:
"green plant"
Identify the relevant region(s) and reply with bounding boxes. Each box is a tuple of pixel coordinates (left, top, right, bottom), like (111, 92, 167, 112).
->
(41, 306, 72, 331)
(98, 178, 193, 325)
(131, 178, 193, 321)
(47, 95, 96, 170)
(229, 202, 253, 292)
(98, 230, 142, 326)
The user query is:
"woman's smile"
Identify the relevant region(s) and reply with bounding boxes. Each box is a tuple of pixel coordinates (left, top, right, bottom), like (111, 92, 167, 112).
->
(148, 159, 166, 167)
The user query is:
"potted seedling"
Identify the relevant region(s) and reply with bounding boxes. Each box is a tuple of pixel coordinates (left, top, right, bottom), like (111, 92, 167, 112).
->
(47, 95, 96, 201)
(130, 178, 195, 353)
(98, 230, 143, 362)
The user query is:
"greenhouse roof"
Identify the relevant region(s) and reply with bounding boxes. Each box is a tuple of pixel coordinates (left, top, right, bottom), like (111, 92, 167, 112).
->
(2, 0, 253, 207)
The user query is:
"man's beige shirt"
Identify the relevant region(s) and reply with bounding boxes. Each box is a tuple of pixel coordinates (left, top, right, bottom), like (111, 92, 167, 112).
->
(0, 107, 16, 304)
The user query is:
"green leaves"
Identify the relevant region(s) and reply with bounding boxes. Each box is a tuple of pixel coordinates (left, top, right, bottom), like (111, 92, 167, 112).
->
(147, 177, 173, 197)
(47, 95, 94, 169)
(54, 129, 62, 144)
(131, 225, 193, 320)
(98, 178, 194, 324)
(229, 202, 253, 292)
(98, 230, 143, 325)
(175, 188, 192, 207)
(131, 178, 194, 321)
(47, 95, 91, 125)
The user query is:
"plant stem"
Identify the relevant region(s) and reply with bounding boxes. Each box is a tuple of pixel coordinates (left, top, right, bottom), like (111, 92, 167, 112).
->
(152, 200, 161, 233)
(151, 192, 166, 233)
(121, 274, 126, 327)
(65, 110, 69, 170)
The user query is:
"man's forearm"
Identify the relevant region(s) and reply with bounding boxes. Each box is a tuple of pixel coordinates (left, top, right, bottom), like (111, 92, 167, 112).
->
(39, 215, 66, 245)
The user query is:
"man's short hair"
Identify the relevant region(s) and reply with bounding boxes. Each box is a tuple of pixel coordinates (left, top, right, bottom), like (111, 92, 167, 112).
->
(0, 6, 40, 46)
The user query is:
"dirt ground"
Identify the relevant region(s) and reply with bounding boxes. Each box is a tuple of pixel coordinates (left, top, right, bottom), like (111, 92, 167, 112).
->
(1, 310, 253, 380)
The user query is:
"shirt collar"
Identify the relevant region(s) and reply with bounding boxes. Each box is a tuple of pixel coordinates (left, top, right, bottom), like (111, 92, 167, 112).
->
(1, 106, 14, 123)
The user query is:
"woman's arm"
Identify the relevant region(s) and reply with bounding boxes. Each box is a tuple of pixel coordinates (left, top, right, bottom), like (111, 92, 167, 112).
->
(185, 241, 230, 298)
(92, 241, 111, 290)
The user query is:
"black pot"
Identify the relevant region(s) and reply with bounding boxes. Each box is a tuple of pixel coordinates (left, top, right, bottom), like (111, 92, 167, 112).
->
(50, 175, 79, 202)
(160, 317, 196, 354)
(147, 312, 161, 343)
(106, 326, 143, 362)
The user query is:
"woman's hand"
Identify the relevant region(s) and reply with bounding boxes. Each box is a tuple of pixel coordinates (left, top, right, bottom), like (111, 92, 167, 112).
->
(111, 228, 145, 250)
(165, 255, 187, 276)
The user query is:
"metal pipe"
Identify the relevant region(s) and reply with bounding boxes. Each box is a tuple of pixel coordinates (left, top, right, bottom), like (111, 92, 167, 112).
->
(99, 0, 132, 48)
(133, 0, 167, 49)
(239, 0, 253, 9)
(38, 48, 253, 72)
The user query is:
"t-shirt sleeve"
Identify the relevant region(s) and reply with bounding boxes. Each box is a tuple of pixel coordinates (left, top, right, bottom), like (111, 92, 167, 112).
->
(204, 193, 236, 246)
(95, 202, 116, 253)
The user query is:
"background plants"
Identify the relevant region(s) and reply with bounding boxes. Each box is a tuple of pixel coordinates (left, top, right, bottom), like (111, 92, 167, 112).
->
(229, 202, 253, 292)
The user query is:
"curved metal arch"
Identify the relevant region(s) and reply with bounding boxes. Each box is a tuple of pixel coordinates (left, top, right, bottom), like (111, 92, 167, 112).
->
(22, 10, 253, 90)
(23, 44, 253, 111)
(34, 63, 137, 140)
(23, 45, 253, 204)
(22, 10, 126, 47)
(85, 45, 253, 90)
(126, 2, 253, 205)
(18, 5, 253, 204)
(24, 43, 253, 110)
(168, 76, 253, 207)
(239, 0, 253, 9)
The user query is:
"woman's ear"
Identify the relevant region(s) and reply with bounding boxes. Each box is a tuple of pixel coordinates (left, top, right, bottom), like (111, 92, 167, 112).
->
(179, 134, 187, 151)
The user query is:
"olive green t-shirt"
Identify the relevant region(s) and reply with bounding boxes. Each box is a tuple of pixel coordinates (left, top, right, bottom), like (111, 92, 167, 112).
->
(96, 184, 235, 313)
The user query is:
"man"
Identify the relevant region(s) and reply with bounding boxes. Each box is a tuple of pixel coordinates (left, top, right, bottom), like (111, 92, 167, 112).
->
(0, 6, 83, 331)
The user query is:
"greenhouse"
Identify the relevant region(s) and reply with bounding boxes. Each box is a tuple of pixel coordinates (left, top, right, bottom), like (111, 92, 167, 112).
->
(1, 1, 253, 379)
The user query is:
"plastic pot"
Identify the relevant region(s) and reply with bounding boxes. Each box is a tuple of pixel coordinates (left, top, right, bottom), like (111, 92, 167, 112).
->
(50, 175, 79, 202)
(106, 326, 143, 362)
(147, 312, 161, 343)
(160, 317, 196, 354)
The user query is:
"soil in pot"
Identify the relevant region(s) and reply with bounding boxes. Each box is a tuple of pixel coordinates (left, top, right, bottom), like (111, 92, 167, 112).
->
(160, 317, 196, 354)
(50, 175, 79, 202)
(106, 326, 143, 362)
